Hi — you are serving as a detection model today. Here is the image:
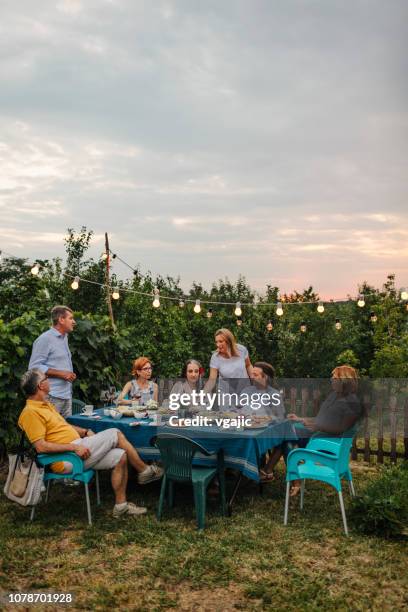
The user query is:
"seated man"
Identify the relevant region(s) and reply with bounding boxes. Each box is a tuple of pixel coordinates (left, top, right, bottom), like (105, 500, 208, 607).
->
(18, 368, 163, 518)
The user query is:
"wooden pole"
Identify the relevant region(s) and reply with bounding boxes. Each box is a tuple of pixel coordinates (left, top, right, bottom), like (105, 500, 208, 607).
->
(104, 232, 116, 331)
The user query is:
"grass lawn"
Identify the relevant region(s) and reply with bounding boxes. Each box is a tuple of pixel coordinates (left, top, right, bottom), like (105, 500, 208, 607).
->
(0, 461, 407, 611)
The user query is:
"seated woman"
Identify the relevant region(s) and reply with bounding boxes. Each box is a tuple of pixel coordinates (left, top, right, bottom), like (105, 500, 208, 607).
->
(285, 364, 362, 495)
(117, 357, 158, 406)
(163, 359, 203, 410)
(287, 365, 362, 435)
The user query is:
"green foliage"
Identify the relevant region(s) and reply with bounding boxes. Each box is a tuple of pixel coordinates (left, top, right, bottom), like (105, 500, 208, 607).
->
(349, 462, 408, 538)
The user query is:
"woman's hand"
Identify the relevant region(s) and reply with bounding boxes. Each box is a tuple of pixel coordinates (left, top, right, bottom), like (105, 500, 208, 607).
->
(286, 413, 301, 421)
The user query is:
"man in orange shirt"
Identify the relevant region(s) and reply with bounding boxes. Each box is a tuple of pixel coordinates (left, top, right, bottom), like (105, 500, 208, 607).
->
(18, 368, 163, 518)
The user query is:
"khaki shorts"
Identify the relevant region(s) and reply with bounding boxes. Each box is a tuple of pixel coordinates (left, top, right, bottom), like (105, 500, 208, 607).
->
(64, 428, 125, 472)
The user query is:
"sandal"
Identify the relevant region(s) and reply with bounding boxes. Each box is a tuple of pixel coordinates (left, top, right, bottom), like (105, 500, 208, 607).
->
(259, 469, 275, 482)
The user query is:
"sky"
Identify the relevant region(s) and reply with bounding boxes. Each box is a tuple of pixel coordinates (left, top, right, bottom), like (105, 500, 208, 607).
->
(1, 0, 407, 298)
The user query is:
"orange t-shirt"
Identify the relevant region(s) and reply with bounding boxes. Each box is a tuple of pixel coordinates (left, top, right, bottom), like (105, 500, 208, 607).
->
(18, 400, 80, 472)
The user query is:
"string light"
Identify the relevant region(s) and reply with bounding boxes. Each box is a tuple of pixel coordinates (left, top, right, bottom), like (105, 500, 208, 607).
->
(30, 263, 40, 276)
(266, 320, 273, 331)
(206, 308, 213, 318)
(335, 318, 342, 330)
(357, 295, 365, 308)
(112, 288, 120, 300)
(370, 312, 377, 323)
(179, 299, 185, 308)
(401, 288, 408, 300)
(276, 302, 283, 316)
(317, 302, 325, 314)
(194, 299, 201, 313)
(300, 322, 307, 333)
(101, 253, 108, 261)
(152, 288, 160, 308)
(234, 302, 242, 316)
(236, 317, 243, 326)
(71, 276, 79, 290)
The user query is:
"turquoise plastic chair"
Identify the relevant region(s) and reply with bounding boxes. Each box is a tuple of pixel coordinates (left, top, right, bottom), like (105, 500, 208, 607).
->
(72, 398, 86, 415)
(284, 432, 356, 535)
(31, 452, 100, 525)
(153, 434, 226, 530)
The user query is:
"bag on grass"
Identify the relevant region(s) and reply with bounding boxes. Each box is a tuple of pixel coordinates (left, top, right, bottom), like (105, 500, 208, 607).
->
(3, 435, 44, 507)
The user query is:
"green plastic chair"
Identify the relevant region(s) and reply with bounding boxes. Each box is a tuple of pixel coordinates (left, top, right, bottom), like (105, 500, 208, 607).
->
(72, 398, 86, 415)
(153, 434, 226, 530)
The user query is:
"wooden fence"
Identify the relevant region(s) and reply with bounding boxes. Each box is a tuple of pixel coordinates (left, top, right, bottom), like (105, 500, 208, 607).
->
(158, 379, 408, 464)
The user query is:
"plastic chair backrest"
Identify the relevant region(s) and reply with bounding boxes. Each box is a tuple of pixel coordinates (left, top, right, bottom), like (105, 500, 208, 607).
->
(155, 434, 210, 482)
(72, 399, 86, 415)
(307, 426, 356, 474)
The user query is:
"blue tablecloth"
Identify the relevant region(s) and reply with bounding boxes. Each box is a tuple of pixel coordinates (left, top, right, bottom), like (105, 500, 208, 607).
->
(67, 410, 297, 482)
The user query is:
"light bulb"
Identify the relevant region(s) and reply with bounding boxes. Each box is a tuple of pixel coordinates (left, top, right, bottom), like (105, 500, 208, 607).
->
(357, 295, 365, 308)
(31, 263, 40, 276)
(71, 276, 79, 290)
(152, 288, 160, 308)
(112, 289, 120, 300)
(179, 299, 185, 308)
(335, 318, 341, 330)
(401, 288, 408, 300)
(300, 322, 307, 333)
(194, 299, 201, 314)
(234, 302, 242, 317)
(266, 320, 273, 332)
(370, 312, 377, 323)
(206, 309, 213, 318)
(317, 302, 325, 314)
(276, 302, 283, 316)
(101, 252, 108, 261)
(236, 317, 242, 326)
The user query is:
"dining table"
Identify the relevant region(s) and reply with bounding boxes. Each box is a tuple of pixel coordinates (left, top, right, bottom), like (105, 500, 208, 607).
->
(67, 408, 298, 514)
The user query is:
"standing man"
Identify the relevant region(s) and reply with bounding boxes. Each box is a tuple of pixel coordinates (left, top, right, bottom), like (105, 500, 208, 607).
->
(29, 305, 76, 418)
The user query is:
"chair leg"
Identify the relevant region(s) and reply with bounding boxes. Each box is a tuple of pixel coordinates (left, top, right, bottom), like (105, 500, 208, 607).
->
(338, 490, 348, 536)
(219, 475, 227, 517)
(84, 482, 92, 526)
(157, 475, 167, 520)
(95, 471, 101, 506)
(168, 481, 175, 509)
(193, 483, 206, 530)
(348, 479, 356, 497)
(45, 480, 51, 503)
(284, 481, 290, 525)
(30, 505, 36, 521)
(300, 480, 305, 510)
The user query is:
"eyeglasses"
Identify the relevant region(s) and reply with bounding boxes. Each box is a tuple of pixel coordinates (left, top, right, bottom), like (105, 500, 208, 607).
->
(141, 366, 152, 371)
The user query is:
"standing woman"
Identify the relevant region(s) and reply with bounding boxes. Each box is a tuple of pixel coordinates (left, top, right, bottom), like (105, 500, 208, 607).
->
(205, 328, 253, 396)
(117, 357, 158, 406)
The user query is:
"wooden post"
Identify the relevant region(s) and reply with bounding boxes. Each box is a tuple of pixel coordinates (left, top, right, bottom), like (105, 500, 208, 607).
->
(377, 395, 384, 464)
(104, 232, 116, 331)
(390, 395, 397, 464)
(363, 394, 371, 463)
(301, 388, 308, 418)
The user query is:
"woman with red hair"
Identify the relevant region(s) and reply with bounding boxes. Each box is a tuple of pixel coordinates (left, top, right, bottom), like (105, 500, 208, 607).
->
(117, 357, 158, 406)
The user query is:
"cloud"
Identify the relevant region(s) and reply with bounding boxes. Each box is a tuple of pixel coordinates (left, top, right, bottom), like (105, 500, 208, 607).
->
(0, 0, 407, 295)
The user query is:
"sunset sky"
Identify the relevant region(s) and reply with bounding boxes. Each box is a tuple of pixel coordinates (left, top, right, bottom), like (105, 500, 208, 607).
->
(1, 0, 407, 298)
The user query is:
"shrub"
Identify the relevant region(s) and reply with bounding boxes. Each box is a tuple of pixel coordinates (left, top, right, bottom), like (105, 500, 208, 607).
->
(349, 462, 408, 538)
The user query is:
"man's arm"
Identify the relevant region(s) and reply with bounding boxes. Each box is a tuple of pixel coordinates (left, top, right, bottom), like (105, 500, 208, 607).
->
(29, 335, 76, 381)
(46, 368, 76, 382)
(34, 439, 90, 459)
